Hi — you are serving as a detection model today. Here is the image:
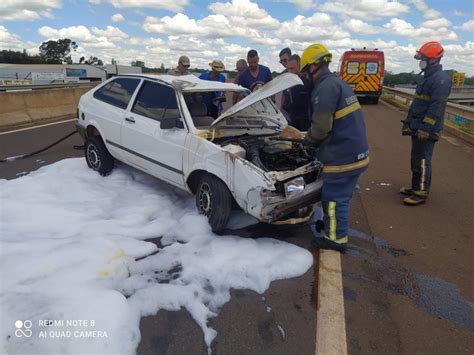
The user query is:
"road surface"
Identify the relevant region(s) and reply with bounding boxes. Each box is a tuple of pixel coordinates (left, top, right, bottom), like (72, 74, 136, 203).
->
(1, 101, 473, 354)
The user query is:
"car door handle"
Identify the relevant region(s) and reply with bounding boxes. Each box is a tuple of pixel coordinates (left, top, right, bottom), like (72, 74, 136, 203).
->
(125, 117, 135, 123)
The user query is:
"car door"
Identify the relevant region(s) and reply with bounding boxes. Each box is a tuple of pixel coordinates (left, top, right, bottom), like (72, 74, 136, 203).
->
(120, 80, 187, 188)
(89, 77, 141, 159)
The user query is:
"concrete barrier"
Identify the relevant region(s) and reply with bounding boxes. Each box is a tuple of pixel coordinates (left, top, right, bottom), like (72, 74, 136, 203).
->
(0, 86, 94, 131)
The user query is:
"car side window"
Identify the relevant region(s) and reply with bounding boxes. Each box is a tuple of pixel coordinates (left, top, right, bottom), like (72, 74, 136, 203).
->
(93, 78, 140, 109)
(132, 81, 180, 121)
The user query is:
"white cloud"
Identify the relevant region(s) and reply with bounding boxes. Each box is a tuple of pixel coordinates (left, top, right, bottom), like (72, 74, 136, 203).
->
(345, 19, 381, 35)
(288, 0, 315, 11)
(457, 20, 474, 32)
(88, 0, 101, 4)
(0, 26, 25, 49)
(383, 18, 458, 41)
(108, 0, 188, 12)
(38, 25, 118, 49)
(320, 0, 409, 20)
(111, 13, 125, 22)
(421, 17, 451, 29)
(0, 0, 61, 21)
(409, 0, 441, 19)
(453, 10, 467, 17)
(209, 0, 279, 29)
(143, 13, 250, 38)
(277, 13, 349, 41)
(91, 26, 129, 41)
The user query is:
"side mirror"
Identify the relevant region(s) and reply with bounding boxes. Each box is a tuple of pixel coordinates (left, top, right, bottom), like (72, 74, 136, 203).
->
(160, 117, 184, 129)
(160, 117, 177, 129)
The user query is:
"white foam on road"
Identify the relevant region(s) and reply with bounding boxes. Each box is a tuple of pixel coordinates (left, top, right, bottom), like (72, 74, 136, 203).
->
(0, 158, 312, 354)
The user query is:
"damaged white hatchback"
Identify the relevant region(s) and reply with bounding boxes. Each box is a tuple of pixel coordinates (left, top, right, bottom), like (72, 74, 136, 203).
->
(76, 73, 323, 232)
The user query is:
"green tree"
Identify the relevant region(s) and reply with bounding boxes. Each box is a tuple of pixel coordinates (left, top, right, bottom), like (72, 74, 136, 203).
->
(131, 60, 145, 67)
(39, 39, 77, 64)
(84, 56, 103, 65)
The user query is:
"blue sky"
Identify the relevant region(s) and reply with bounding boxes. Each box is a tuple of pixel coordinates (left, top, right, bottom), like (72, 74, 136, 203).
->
(1, 0, 473, 74)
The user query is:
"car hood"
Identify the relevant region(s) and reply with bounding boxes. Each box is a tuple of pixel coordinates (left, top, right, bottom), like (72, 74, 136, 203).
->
(211, 73, 303, 128)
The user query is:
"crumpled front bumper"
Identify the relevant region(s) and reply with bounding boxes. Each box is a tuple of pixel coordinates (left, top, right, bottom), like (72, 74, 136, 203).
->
(247, 178, 323, 224)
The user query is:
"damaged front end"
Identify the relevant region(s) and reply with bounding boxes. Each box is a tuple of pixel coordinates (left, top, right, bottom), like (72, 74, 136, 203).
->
(218, 132, 323, 224)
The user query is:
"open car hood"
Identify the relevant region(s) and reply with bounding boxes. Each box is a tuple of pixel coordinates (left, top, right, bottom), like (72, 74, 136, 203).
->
(211, 73, 303, 128)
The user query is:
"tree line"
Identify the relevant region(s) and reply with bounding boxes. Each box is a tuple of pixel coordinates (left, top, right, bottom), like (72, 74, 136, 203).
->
(383, 70, 474, 86)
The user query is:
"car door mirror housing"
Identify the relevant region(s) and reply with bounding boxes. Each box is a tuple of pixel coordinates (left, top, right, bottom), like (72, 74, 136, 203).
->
(161, 117, 177, 129)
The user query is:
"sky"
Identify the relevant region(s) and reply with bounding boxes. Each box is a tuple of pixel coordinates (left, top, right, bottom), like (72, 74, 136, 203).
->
(0, 0, 473, 75)
(0, 158, 312, 353)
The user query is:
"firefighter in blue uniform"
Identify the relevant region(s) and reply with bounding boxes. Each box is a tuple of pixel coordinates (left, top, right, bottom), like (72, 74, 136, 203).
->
(400, 41, 452, 205)
(301, 43, 369, 252)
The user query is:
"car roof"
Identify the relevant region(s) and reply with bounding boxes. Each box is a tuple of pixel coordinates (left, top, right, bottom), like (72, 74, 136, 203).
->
(117, 73, 248, 93)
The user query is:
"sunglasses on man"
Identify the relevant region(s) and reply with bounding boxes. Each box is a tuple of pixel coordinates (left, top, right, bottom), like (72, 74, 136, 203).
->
(180, 63, 190, 68)
(279, 58, 288, 64)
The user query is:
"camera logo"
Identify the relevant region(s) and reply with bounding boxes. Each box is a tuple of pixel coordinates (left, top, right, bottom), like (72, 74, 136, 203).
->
(15, 320, 33, 338)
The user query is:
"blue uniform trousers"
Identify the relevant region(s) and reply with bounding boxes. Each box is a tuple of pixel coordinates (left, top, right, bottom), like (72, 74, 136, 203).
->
(411, 137, 436, 193)
(320, 174, 360, 241)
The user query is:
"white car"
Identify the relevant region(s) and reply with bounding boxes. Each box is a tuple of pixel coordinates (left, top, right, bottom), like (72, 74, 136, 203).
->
(76, 73, 322, 232)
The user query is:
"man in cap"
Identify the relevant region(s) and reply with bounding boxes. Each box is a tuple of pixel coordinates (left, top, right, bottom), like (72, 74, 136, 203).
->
(168, 56, 191, 76)
(199, 60, 226, 118)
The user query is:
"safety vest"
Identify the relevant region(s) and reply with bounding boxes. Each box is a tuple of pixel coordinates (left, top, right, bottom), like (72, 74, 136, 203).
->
(312, 72, 369, 177)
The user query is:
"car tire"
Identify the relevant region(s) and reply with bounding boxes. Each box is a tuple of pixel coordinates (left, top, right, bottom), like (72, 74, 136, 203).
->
(196, 174, 232, 233)
(84, 136, 114, 176)
(372, 96, 379, 104)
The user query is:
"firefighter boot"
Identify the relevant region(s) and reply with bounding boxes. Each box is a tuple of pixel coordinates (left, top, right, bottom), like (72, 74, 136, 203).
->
(312, 234, 348, 253)
(403, 190, 428, 205)
(399, 187, 414, 196)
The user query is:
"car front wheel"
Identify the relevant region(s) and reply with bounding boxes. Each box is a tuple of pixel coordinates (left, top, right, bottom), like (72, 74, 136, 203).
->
(84, 136, 114, 176)
(196, 174, 232, 233)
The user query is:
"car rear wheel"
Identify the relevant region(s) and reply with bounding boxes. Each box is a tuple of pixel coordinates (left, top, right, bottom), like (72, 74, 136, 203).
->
(84, 136, 114, 176)
(196, 174, 232, 233)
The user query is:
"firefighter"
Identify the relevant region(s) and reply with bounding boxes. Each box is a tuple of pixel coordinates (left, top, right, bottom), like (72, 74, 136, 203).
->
(400, 41, 452, 205)
(301, 43, 369, 252)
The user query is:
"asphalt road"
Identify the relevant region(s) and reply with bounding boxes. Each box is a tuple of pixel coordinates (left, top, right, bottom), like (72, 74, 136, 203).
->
(1, 101, 473, 354)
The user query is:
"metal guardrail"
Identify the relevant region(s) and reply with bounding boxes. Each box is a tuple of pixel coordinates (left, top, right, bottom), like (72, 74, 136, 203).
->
(382, 86, 474, 130)
(0, 82, 100, 92)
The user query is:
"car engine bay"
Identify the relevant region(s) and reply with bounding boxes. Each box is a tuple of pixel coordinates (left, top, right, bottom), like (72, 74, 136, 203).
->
(218, 134, 316, 172)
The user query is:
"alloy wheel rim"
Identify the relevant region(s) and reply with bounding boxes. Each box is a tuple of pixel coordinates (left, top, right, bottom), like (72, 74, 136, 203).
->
(87, 144, 101, 170)
(198, 183, 213, 216)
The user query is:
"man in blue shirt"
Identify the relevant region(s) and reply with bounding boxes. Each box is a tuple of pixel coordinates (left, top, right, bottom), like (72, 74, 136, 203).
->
(199, 60, 226, 118)
(238, 49, 272, 92)
(280, 54, 311, 131)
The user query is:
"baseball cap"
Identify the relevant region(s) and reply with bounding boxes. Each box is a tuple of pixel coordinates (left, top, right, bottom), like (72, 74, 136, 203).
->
(179, 56, 190, 66)
(209, 59, 225, 72)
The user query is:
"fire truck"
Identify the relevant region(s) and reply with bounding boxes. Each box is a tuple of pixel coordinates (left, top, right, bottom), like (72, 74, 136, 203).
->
(338, 48, 384, 104)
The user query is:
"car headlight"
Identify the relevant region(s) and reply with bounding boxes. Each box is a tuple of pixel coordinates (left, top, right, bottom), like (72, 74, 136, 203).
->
(284, 177, 305, 198)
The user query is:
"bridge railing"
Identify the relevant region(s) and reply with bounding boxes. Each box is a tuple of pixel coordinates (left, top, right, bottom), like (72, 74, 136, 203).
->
(382, 86, 474, 134)
(0, 82, 100, 92)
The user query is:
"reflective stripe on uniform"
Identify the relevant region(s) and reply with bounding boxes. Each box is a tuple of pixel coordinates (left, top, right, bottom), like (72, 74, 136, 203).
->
(334, 102, 361, 120)
(421, 158, 426, 191)
(328, 201, 337, 241)
(334, 236, 348, 244)
(415, 94, 431, 101)
(322, 157, 370, 173)
(423, 117, 436, 125)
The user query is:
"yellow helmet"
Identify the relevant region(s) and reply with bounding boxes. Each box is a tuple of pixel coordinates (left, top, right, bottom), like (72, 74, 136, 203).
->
(300, 43, 332, 73)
